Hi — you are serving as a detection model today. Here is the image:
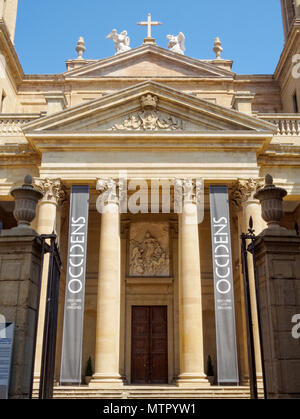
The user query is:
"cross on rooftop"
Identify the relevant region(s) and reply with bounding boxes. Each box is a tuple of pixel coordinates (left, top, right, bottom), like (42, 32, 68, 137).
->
(137, 13, 162, 44)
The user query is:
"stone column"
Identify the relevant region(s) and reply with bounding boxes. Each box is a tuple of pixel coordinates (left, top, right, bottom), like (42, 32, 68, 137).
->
(176, 179, 208, 387)
(120, 219, 130, 382)
(232, 178, 266, 384)
(32, 178, 65, 386)
(90, 179, 122, 388)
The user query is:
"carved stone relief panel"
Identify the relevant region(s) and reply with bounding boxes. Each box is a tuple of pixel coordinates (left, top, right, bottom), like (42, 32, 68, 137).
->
(110, 94, 184, 131)
(128, 222, 170, 277)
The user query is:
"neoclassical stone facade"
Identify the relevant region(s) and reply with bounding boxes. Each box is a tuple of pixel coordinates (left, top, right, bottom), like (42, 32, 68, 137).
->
(0, 1, 300, 396)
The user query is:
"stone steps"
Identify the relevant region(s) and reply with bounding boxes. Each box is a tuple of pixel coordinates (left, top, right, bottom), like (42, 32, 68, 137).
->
(33, 385, 264, 399)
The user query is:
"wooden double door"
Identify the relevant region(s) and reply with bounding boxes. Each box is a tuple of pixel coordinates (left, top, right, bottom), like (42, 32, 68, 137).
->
(131, 306, 168, 384)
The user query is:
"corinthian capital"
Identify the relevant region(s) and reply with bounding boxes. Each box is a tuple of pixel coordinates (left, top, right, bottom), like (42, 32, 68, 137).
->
(173, 178, 201, 210)
(231, 178, 264, 211)
(34, 178, 66, 205)
(96, 178, 120, 204)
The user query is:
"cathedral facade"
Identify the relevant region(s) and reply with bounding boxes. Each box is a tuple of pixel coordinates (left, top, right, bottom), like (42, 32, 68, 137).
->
(0, 0, 300, 396)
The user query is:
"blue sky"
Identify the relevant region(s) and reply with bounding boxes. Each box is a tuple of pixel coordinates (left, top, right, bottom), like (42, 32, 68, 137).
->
(14, 0, 284, 75)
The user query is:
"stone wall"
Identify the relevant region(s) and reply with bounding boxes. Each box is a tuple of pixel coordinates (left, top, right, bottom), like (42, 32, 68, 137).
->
(0, 230, 42, 398)
(254, 231, 300, 398)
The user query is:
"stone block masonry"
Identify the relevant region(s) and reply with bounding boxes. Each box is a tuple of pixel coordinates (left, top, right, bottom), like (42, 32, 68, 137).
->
(0, 230, 43, 398)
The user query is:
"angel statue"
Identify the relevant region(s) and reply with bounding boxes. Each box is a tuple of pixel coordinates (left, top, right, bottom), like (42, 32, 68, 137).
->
(167, 32, 186, 55)
(106, 29, 131, 55)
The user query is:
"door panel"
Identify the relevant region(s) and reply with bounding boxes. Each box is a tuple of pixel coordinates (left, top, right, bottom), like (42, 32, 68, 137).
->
(131, 306, 149, 384)
(150, 306, 168, 384)
(131, 306, 168, 384)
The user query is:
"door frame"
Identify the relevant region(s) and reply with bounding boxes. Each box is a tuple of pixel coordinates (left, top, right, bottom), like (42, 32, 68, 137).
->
(125, 294, 174, 384)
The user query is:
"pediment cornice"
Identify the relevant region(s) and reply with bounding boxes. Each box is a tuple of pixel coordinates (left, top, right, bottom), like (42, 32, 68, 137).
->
(63, 44, 235, 80)
(23, 81, 276, 138)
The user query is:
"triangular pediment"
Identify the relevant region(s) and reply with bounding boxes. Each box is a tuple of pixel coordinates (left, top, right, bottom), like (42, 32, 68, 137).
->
(23, 81, 275, 136)
(64, 45, 234, 79)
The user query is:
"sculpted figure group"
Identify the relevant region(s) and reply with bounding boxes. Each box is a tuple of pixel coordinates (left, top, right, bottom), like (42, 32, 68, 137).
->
(106, 28, 186, 55)
(106, 29, 131, 55)
(166, 32, 185, 55)
(129, 232, 170, 277)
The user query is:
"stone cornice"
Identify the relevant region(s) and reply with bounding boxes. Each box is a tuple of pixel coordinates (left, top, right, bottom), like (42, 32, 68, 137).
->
(24, 132, 272, 155)
(258, 154, 300, 167)
(0, 143, 40, 164)
(0, 144, 33, 154)
(0, 154, 40, 165)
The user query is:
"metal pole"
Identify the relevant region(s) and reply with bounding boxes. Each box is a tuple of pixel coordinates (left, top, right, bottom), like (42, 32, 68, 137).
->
(39, 236, 54, 399)
(38, 234, 61, 399)
(248, 237, 267, 399)
(29, 235, 48, 399)
(241, 232, 258, 399)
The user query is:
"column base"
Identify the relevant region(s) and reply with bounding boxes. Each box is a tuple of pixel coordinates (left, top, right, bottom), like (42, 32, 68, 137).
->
(240, 376, 250, 386)
(240, 374, 263, 388)
(176, 373, 209, 388)
(32, 375, 40, 390)
(89, 373, 123, 389)
(257, 376, 264, 389)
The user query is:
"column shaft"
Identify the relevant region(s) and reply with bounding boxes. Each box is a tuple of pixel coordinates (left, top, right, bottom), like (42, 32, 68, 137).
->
(91, 202, 122, 387)
(32, 177, 65, 387)
(177, 201, 207, 387)
(33, 200, 57, 384)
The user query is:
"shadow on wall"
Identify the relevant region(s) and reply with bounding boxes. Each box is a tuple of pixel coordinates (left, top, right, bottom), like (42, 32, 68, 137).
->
(0, 202, 17, 229)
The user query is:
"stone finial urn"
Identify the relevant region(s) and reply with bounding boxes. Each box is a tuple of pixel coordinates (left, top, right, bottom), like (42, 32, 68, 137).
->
(10, 175, 44, 228)
(254, 174, 287, 229)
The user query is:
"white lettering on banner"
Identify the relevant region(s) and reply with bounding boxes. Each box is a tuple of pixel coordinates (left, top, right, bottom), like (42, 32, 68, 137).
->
(67, 217, 87, 295)
(213, 217, 232, 296)
(69, 259, 84, 268)
(68, 279, 83, 294)
(215, 258, 229, 268)
(70, 244, 84, 253)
